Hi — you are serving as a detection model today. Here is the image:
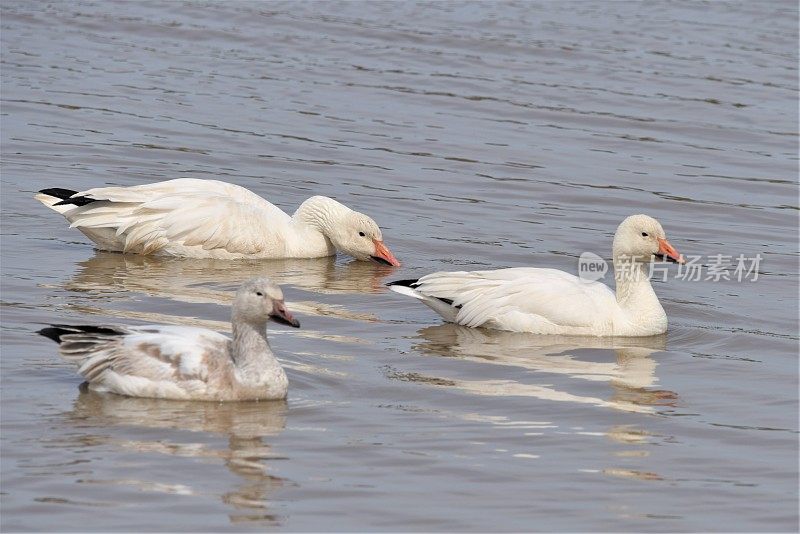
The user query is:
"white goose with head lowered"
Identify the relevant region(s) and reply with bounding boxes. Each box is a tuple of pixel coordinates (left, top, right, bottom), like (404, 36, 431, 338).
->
(39, 277, 299, 401)
(389, 214, 685, 337)
(35, 178, 400, 265)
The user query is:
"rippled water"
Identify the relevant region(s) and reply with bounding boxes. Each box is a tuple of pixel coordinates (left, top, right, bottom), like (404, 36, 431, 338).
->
(1, 1, 798, 531)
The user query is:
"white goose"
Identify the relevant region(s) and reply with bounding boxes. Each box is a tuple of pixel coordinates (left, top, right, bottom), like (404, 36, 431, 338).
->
(389, 214, 685, 337)
(35, 178, 400, 265)
(38, 277, 299, 401)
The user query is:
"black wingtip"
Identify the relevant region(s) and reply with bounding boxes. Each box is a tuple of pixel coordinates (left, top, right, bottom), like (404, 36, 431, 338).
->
(37, 327, 67, 344)
(37, 324, 125, 344)
(386, 278, 419, 288)
(54, 196, 96, 207)
(39, 188, 97, 206)
(385, 279, 458, 307)
(39, 187, 79, 200)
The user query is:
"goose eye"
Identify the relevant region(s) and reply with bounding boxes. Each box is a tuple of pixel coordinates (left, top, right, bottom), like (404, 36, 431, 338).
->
(641, 232, 649, 237)
(256, 291, 263, 296)
(358, 231, 366, 237)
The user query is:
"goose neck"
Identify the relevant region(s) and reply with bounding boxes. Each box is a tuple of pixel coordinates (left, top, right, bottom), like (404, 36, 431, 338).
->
(292, 196, 349, 236)
(612, 256, 653, 307)
(231, 317, 273, 374)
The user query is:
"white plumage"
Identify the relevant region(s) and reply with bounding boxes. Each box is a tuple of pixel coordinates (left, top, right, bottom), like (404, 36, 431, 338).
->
(35, 178, 400, 265)
(390, 214, 685, 337)
(399, 268, 619, 334)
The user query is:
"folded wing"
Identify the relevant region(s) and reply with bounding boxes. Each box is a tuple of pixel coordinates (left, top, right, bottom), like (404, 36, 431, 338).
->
(50, 324, 231, 399)
(401, 268, 617, 333)
(35, 179, 291, 256)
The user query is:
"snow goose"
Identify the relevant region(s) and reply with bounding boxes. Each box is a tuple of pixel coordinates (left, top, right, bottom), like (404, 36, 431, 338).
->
(35, 178, 400, 265)
(389, 214, 685, 336)
(38, 277, 299, 401)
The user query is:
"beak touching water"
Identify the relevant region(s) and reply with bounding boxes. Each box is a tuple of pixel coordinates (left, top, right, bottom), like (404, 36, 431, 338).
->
(370, 239, 401, 267)
(656, 238, 685, 264)
(270, 301, 300, 328)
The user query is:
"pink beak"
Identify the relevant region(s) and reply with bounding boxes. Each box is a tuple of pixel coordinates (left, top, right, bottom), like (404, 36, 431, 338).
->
(657, 238, 685, 264)
(370, 239, 401, 267)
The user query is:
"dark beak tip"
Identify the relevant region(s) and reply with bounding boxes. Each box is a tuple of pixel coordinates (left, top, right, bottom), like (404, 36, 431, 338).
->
(655, 253, 682, 264)
(270, 313, 300, 328)
(370, 255, 399, 267)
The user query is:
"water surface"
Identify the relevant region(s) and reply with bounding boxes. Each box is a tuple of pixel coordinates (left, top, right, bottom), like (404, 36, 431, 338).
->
(1, 1, 798, 531)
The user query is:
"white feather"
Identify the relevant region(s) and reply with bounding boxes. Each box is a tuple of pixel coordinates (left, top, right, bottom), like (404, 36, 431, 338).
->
(36, 179, 331, 259)
(392, 215, 680, 337)
(390, 284, 459, 323)
(405, 268, 617, 334)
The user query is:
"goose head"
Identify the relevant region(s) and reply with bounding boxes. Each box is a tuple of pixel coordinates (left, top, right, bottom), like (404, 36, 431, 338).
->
(234, 277, 300, 328)
(326, 211, 401, 267)
(612, 214, 684, 265)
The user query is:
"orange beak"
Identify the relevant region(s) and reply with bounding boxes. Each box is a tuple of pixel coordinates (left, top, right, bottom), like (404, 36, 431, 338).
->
(657, 238, 685, 264)
(370, 239, 401, 267)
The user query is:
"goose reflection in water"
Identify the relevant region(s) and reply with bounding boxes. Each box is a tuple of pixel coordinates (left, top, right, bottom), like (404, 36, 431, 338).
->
(65, 251, 395, 297)
(52, 251, 394, 330)
(66, 392, 289, 525)
(403, 324, 677, 413)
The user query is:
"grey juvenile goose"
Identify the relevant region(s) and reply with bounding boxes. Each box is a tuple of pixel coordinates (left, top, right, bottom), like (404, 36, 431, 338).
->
(38, 277, 299, 401)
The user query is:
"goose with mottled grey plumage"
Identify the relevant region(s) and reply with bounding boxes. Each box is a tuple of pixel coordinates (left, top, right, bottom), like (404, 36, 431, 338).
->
(35, 178, 400, 265)
(38, 277, 299, 401)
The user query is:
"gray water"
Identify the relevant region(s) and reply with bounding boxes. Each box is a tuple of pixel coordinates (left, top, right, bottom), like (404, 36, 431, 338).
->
(1, 1, 798, 531)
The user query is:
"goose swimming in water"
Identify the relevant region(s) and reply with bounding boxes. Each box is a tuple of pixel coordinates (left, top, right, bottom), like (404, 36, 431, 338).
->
(38, 277, 299, 401)
(35, 178, 401, 265)
(389, 214, 685, 337)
